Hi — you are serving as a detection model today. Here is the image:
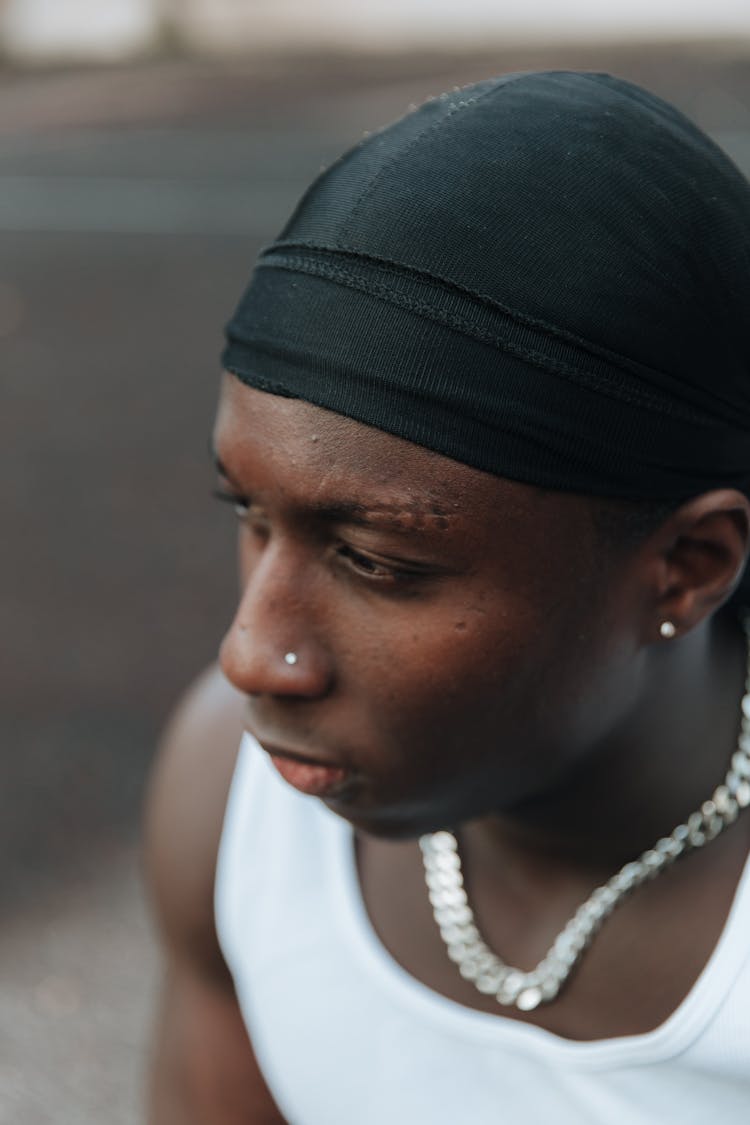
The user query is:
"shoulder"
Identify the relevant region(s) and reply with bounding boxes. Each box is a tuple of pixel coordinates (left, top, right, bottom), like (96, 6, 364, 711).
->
(144, 663, 246, 974)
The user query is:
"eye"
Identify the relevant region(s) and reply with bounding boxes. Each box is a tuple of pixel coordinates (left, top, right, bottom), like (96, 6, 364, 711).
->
(212, 488, 249, 519)
(338, 545, 393, 577)
(336, 543, 423, 585)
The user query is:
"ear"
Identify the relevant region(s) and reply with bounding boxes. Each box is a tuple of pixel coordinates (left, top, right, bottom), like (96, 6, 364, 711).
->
(648, 490, 750, 638)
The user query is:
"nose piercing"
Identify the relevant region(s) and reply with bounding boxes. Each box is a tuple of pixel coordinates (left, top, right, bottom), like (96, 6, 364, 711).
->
(659, 621, 676, 639)
(284, 652, 298, 666)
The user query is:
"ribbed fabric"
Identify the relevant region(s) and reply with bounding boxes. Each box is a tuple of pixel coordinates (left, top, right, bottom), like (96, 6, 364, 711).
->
(222, 71, 750, 500)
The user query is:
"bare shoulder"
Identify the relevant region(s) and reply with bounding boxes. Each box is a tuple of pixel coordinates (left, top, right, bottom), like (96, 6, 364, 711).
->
(145, 667, 289, 1122)
(144, 663, 245, 971)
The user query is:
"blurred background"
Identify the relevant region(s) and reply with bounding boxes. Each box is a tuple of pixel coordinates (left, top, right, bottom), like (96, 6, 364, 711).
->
(1, 2, 749, 1122)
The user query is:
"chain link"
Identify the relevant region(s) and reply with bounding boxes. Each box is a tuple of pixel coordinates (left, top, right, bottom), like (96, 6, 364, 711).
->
(420, 615, 750, 1012)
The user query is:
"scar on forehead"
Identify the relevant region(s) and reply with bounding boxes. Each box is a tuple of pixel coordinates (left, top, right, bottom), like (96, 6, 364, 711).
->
(346, 501, 454, 531)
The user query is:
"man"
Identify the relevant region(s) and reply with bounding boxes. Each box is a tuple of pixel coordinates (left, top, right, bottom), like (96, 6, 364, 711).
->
(145, 72, 750, 1122)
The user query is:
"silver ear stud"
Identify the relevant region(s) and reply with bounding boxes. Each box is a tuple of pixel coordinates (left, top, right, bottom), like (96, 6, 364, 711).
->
(284, 652, 298, 666)
(659, 621, 676, 639)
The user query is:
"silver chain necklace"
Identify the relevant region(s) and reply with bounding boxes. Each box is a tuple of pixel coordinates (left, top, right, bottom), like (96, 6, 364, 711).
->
(420, 617, 750, 1013)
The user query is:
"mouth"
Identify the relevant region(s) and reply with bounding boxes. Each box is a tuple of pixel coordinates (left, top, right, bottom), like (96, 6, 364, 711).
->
(252, 737, 354, 798)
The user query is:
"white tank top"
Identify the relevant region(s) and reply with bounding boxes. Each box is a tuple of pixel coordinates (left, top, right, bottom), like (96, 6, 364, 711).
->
(215, 733, 750, 1125)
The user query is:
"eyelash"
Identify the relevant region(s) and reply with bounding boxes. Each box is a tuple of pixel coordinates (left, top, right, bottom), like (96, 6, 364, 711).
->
(212, 488, 250, 518)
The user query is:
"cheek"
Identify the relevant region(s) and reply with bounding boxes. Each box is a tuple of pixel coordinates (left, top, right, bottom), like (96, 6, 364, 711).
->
(355, 607, 538, 754)
(344, 625, 545, 827)
(352, 596, 623, 796)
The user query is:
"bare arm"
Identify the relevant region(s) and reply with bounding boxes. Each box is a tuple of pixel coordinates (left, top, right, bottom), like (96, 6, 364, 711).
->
(144, 665, 287, 1124)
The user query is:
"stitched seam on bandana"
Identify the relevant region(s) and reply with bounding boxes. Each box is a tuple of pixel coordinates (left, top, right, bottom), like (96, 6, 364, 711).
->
(257, 254, 709, 423)
(338, 80, 509, 242)
(264, 241, 710, 424)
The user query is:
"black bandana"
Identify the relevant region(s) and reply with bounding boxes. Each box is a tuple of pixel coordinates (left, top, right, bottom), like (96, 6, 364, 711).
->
(222, 71, 750, 500)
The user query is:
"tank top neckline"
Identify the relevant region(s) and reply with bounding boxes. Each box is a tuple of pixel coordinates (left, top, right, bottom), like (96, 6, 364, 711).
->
(324, 789, 750, 1069)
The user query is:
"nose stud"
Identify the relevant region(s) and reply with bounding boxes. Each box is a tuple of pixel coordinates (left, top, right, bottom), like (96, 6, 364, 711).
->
(284, 652, 298, 666)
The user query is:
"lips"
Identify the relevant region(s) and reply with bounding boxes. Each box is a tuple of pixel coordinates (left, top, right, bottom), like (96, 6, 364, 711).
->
(268, 754, 350, 796)
(252, 736, 352, 798)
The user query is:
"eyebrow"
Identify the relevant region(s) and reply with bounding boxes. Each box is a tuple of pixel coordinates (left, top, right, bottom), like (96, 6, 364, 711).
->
(210, 445, 451, 533)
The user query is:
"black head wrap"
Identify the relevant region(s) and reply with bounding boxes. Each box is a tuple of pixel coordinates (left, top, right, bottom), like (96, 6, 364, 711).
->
(222, 71, 750, 501)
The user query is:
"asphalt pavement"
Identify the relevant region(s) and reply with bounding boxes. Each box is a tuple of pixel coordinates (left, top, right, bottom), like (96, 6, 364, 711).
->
(1, 42, 749, 1123)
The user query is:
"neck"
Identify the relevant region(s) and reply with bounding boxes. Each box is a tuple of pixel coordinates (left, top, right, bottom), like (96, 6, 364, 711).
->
(466, 610, 747, 882)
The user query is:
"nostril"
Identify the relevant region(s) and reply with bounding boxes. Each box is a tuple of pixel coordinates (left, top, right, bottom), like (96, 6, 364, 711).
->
(219, 618, 333, 700)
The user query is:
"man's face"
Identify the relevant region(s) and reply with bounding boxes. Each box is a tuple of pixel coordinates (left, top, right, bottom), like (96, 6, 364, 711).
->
(213, 375, 643, 837)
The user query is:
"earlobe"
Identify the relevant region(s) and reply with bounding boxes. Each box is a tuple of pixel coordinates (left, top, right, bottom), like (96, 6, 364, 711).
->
(654, 489, 750, 635)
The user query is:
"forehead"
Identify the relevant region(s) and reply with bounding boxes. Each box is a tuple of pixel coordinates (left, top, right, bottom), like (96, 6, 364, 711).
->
(213, 373, 591, 537)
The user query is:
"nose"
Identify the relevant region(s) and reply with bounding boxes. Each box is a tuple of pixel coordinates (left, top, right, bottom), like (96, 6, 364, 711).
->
(219, 542, 334, 699)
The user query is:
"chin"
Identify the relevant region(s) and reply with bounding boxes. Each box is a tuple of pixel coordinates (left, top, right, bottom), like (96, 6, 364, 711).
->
(323, 790, 467, 840)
